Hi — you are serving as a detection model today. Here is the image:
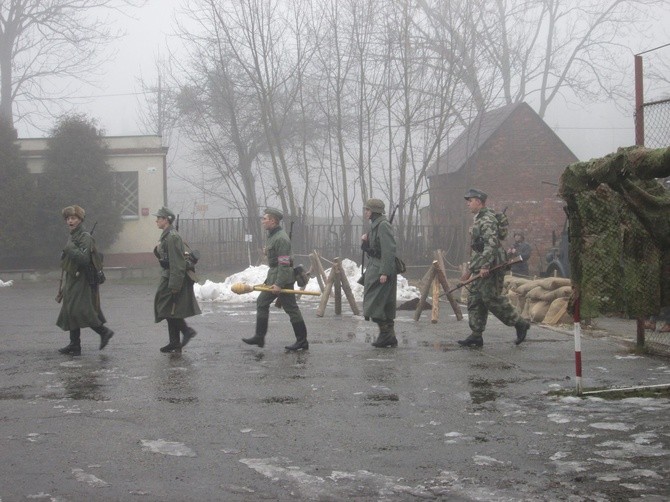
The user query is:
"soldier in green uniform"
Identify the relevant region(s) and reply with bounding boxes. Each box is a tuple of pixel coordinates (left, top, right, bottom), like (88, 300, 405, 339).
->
(361, 198, 398, 348)
(458, 189, 530, 347)
(56, 205, 114, 356)
(242, 207, 309, 351)
(153, 207, 201, 353)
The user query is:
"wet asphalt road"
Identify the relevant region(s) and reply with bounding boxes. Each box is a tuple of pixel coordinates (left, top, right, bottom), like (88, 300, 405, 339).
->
(1, 279, 669, 501)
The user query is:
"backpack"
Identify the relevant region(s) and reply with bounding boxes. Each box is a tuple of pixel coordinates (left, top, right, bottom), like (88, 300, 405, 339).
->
(495, 208, 509, 240)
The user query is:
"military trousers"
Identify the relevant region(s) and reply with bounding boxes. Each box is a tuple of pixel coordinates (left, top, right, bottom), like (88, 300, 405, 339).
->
(467, 271, 521, 335)
(256, 289, 304, 325)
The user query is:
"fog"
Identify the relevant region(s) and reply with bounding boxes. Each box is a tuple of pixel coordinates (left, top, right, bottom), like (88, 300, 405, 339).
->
(10, 0, 670, 217)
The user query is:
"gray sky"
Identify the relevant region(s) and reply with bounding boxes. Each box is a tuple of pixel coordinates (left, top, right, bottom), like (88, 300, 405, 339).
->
(19, 0, 665, 156)
(13, 0, 670, 215)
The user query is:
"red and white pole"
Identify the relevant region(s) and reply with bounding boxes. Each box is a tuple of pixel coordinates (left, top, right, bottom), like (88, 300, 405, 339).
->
(574, 297, 582, 394)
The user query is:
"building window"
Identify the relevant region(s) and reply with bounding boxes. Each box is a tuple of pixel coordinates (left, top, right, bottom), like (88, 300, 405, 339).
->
(114, 171, 139, 219)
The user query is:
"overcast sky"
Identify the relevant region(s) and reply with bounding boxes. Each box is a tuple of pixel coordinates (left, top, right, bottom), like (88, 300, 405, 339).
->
(13, 0, 670, 215)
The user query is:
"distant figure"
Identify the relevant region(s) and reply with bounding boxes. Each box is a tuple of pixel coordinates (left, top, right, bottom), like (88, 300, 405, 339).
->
(458, 189, 530, 348)
(242, 207, 309, 351)
(153, 207, 200, 353)
(508, 232, 531, 276)
(361, 198, 398, 348)
(56, 205, 114, 356)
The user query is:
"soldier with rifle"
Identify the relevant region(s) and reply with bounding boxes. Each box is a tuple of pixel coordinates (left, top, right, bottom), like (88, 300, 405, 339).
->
(360, 199, 398, 348)
(242, 207, 309, 351)
(55, 205, 114, 356)
(458, 189, 530, 348)
(153, 207, 201, 353)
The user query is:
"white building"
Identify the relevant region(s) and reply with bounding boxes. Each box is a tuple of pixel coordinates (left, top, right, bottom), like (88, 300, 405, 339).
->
(19, 135, 168, 267)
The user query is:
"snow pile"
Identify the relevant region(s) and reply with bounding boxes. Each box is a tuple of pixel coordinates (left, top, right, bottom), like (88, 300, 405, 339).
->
(0, 279, 14, 287)
(194, 258, 420, 304)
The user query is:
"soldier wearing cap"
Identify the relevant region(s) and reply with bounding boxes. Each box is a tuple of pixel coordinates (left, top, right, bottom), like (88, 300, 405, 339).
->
(56, 205, 114, 356)
(508, 231, 531, 276)
(242, 207, 309, 351)
(153, 206, 201, 353)
(459, 189, 530, 347)
(360, 198, 398, 348)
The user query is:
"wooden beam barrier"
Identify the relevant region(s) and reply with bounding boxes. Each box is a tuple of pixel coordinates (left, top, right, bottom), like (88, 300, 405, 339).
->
(433, 250, 463, 321)
(315, 257, 360, 317)
(414, 264, 437, 321)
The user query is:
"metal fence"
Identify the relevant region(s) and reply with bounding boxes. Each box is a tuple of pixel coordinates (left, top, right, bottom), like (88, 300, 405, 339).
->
(178, 217, 465, 274)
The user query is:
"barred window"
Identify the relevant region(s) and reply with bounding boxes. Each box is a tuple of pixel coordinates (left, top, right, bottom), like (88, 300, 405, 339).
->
(114, 171, 139, 219)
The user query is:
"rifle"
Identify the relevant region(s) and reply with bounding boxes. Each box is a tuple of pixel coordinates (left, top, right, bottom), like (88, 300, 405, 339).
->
(358, 203, 400, 285)
(446, 256, 522, 295)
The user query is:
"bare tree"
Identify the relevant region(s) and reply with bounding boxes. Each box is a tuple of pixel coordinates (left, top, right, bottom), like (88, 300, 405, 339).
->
(415, 0, 664, 117)
(0, 0, 146, 130)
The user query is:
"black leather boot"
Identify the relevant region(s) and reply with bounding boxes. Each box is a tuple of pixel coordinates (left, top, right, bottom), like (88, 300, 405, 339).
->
(372, 322, 398, 348)
(514, 320, 530, 345)
(457, 333, 484, 347)
(180, 321, 197, 348)
(59, 329, 82, 355)
(285, 321, 309, 351)
(92, 325, 114, 350)
(243, 318, 268, 348)
(160, 320, 182, 353)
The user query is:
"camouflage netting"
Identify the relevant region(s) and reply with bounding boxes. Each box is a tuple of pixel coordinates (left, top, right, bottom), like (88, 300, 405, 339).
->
(559, 146, 670, 319)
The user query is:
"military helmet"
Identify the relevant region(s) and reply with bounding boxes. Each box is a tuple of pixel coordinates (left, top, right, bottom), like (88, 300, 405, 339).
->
(364, 198, 385, 214)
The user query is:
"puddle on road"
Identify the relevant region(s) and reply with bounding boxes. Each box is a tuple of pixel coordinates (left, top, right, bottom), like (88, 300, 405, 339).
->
(364, 392, 399, 404)
(153, 357, 199, 406)
(46, 361, 111, 401)
(468, 376, 500, 405)
(262, 396, 300, 404)
(157, 396, 198, 404)
(0, 386, 26, 400)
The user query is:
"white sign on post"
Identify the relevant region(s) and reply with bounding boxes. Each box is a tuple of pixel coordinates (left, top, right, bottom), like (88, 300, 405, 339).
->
(245, 235, 253, 265)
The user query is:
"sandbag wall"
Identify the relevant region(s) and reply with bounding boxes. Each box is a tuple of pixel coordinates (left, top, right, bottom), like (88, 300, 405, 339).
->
(505, 276, 573, 326)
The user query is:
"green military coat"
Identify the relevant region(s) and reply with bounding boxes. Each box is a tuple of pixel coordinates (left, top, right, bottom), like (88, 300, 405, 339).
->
(468, 207, 507, 274)
(154, 226, 201, 322)
(56, 225, 106, 331)
(263, 226, 295, 287)
(363, 214, 397, 321)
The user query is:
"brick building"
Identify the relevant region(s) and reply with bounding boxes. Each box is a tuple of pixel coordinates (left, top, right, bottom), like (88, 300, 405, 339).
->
(427, 102, 578, 274)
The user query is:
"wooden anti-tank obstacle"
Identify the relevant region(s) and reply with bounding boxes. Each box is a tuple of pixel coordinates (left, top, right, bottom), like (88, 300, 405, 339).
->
(311, 252, 360, 317)
(414, 250, 463, 323)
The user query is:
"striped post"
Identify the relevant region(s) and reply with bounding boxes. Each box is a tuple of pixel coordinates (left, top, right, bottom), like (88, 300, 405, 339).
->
(574, 297, 582, 395)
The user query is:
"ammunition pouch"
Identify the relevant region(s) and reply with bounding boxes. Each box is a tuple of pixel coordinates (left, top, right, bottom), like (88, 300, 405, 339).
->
(294, 264, 309, 288)
(471, 236, 485, 253)
(159, 259, 170, 269)
(87, 263, 106, 286)
(366, 249, 381, 258)
(185, 249, 200, 271)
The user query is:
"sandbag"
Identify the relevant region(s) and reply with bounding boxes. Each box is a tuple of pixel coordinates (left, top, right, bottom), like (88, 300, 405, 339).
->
(537, 277, 572, 290)
(516, 279, 543, 295)
(543, 297, 572, 325)
(521, 298, 536, 320)
(505, 276, 530, 290)
(527, 286, 547, 301)
(507, 291, 521, 311)
(530, 301, 551, 323)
